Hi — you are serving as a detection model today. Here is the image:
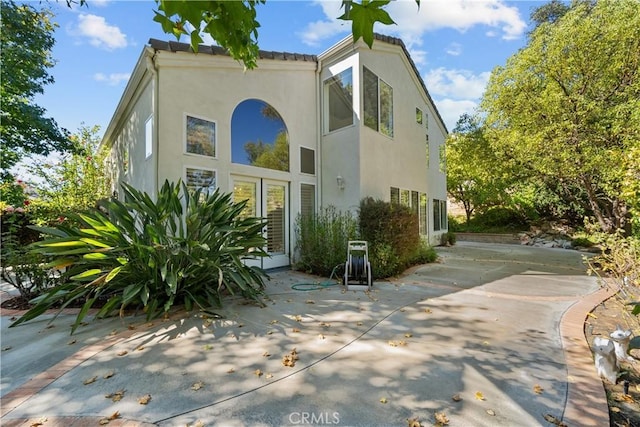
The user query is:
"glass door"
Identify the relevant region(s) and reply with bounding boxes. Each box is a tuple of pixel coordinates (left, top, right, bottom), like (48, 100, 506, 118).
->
(232, 176, 289, 269)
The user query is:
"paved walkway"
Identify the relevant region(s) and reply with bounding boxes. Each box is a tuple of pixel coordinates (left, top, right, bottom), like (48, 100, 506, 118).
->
(1, 242, 611, 426)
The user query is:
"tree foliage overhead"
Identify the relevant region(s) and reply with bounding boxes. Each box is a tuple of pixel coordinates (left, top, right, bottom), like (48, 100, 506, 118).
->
(481, 0, 640, 234)
(152, 0, 418, 69)
(0, 0, 72, 181)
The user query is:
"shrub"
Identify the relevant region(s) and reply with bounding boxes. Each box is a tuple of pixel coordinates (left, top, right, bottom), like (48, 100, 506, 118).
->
(294, 206, 358, 276)
(359, 198, 427, 278)
(440, 231, 457, 246)
(473, 206, 527, 229)
(10, 180, 269, 333)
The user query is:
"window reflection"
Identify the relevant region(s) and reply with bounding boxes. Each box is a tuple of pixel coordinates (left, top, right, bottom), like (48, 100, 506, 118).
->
(231, 99, 289, 172)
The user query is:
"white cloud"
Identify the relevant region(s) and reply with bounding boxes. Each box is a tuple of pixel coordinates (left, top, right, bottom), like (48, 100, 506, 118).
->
(94, 72, 131, 86)
(75, 14, 127, 50)
(300, 0, 526, 46)
(433, 98, 478, 131)
(445, 42, 462, 56)
(424, 67, 490, 99)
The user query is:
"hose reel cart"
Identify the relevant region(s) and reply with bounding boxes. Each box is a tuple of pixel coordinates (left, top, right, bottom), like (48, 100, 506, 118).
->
(343, 240, 373, 291)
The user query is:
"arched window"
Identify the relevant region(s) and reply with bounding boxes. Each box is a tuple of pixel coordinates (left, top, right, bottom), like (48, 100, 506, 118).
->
(231, 99, 289, 172)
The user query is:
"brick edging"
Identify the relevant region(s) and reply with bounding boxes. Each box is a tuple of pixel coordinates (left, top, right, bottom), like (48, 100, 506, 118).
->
(561, 286, 616, 426)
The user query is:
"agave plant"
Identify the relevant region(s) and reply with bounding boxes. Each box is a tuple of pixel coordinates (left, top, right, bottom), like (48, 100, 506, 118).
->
(10, 180, 269, 333)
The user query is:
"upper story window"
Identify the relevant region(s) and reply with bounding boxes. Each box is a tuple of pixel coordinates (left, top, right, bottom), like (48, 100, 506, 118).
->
(145, 115, 153, 159)
(324, 68, 353, 132)
(363, 67, 393, 138)
(439, 143, 446, 173)
(186, 114, 216, 158)
(231, 99, 289, 172)
(416, 108, 423, 125)
(300, 146, 315, 175)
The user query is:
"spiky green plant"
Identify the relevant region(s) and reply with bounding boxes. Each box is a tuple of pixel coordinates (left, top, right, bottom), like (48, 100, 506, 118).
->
(10, 180, 269, 333)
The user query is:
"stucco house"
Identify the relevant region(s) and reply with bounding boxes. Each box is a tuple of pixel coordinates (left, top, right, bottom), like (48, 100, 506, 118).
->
(102, 33, 449, 270)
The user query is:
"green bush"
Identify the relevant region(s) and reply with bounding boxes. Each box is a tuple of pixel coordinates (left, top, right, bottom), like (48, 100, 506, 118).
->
(294, 206, 358, 276)
(359, 198, 426, 278)
(473, 206, 527, 229)
(440, 231, 457, 246)
(10, 180, 269, 333)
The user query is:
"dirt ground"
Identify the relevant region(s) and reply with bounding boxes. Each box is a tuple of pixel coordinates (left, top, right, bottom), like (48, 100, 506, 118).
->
(585, 294, 640, 427)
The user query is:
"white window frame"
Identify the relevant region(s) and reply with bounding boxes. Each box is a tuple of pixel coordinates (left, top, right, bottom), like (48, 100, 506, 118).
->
(299, 145, 316, 176)
(184, 165, 217, 198)
(323, 67, 354, 134)
(299, 182, 317, 218)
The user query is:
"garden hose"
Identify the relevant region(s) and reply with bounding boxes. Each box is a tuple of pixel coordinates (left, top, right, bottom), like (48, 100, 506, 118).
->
(291, 264, 343, 291)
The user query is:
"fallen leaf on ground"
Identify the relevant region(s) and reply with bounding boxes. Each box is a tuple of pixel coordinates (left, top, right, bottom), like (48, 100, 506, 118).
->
(452, 394, 462, 402)
(109, 330, 118, 336)
(105, 389, 126, 402)
(127, 325, 136, 330)
(266, 373, 273, 379)
(136, 346, 145, 351)
(379, 397, 388, 404)
(227, 368, 235, 373)
(103, 371, 115, 379)
(306, 300, 315, 304)
(424, 308, 432, 314)
(318, 334, 325, 340)
(611, 407, 621, 413)
(407, 417, 422, 427)
(404, 333, 413, 338)
(67, 339, 76, 345)
(1, 346, 12, 351)
(138, 394, 152, 405)
(29, 417, 47, 427)
(486, 409, 496, 416)
(434, 411, 449, 425)
(191, 421, 205, 427)
(356, 321, 363, 326)
(269, 320, 279, 324)
(83, 376, 98, 385)
(543, 414, 568, 426)
(99, 411, 120, 425)
(320, 322, 331, 327)
(117, 350, 128, 356)
(292, 328, 301, 333)
(191, 381, 204, 391)
(294, 315, 302, 322)
(283, 348, 299, 367)
(474, 391, 485, 400)
(255, 369, 263, 377)
(202, 344, 213, 350)
(533, 384, 544, 394)
(262, 351, 271, 357)
(586, 312, 597, 319)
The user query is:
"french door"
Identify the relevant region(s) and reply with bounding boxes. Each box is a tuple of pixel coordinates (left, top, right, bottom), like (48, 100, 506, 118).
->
(232, 176, 289, 269)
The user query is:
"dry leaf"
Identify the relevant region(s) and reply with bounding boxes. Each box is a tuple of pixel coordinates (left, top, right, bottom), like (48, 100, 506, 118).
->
(202, 344, 213, 351)
(1, 346, 12, 351)
(486, 409, 496, 416)
(237, 323, 244, 328)
(105, 389, 126, 402)
(586, 312, 598, 319)
(262, 351, 271, 357)
(192, 421, 205, 427)
(117, 350, 128, 356)
(404, 333, 413, 338)
(267, 330, 274, 335)
(407, 417, 422, 427)
(452, 394, 462, 402)
(543, 414, 568, 426)
(68, 339, 77, 345)
(136, 345, 145, 351)
(357, 321, 363, 326)
(294, 315, 302, 322)
(29, 417, 47, 427)
(265, 373, 273, 379)
(127, 325, 136, 330)
(292, 328, 301, 333)
(103, 371, 115, 379)
(533, 384, 544, 394)
(318, 333, 325, 340)
(424, 308, 432, 314)
(255, 369, 263, 377)
(191, 381, 204, 391)
(610, 407, 621, 413)
(269, 320, 279, 324)
(283, 354, 296, 367)
(109, 330, 118, 336)
(474, 391, 485, 400)
(138, 394, 152, 405)
(320, 322, 331, 328)
(99, 420, 110, 426)
(83, 376, 98, 385)
(305, 300, 315, 304)
(379, 397, 388, 404)
(482, 341, 490, 346)
(227, 368, 235, 374)
(434, 411, 449, 425)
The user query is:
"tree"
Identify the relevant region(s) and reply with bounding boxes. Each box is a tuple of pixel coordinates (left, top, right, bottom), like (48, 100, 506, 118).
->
(445, 114, 510, 226)
(66, 0, 416, 70)
(481, 0, 640, 234)
(249, 131, 289, 172)
(28, 125, 111, 221)
(0, 1, 73, 192)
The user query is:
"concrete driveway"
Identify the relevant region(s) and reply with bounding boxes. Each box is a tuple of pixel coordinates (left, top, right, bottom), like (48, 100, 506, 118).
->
(0, 242, 610, 426)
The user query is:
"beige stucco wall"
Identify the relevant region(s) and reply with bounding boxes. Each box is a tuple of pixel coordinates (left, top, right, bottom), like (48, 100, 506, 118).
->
(105, 73, 155, 197)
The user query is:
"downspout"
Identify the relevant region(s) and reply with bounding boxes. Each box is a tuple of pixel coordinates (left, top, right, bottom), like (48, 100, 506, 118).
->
(316, 57, 323, 210)
(145, 48, 159, 196)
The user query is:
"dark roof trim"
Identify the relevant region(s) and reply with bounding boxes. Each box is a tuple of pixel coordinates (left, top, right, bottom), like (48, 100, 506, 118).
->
(148, 38, 317, 62)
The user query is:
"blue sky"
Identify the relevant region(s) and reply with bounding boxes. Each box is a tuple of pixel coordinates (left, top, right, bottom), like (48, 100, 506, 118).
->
(31, 0, 544, 138)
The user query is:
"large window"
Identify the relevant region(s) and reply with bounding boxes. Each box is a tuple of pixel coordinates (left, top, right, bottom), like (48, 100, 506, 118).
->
(324, 68, 353, 132)
(433, 199, 447, 231)
(419, 193, 428, 236)
(392, 188, 428, 236)
(186, 115, 216, 157)
(363, 67, 393, 137)
(231, 99, 289, 172)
